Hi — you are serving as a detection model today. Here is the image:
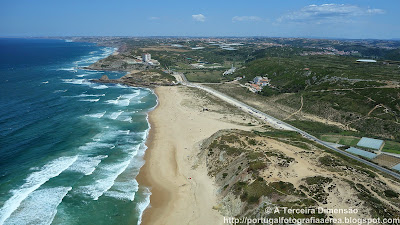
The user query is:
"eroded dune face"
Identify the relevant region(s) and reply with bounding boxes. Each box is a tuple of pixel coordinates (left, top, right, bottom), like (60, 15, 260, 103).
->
(202, 130, 400, 221)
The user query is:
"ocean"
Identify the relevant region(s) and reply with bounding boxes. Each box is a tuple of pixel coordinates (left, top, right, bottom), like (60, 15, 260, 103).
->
(0, 38, 157, 225)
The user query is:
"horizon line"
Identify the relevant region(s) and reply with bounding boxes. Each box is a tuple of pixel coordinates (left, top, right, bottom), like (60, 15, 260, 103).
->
(0, 35, 400, 41)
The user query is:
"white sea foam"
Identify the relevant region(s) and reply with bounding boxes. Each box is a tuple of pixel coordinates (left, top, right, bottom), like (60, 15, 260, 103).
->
(76, 71, 98, 77)
(92, 85, 108, 89)
(65, 94, 105, 98)
(80, 94, 105, 97)
(78, 142, 115, 151)
(78, 99, 100, 102)
(58, 67, 76, 71)
(78, 159, 132, 200)
(84, 71, 98, 74)
(121, 117, 133, 123)
(61, 79, 108, 90)
(72, 47, 116, 66)
(135, 105, 154, 224)
(77, 143, 142, 201)
(85, 111, 106, 118)
(137, 187, 151, 225)
(91, 129, 122, 143)
(105, 90, 140, 107)
(104, 180, 138, 201)
(119, 130, 130, 135)
(0, 156, 77, 224)
(57, 47, 115, 76)
(3, 187, 72, 225)
(123, 92, 141, 100)
(105, 95, 121, 105)
(53, 89, 68, 93)
(61, 79, 90, 85)
(109, 111, 123, 120)
(78, 130, 123, 152)
(67, 155, 108, 175)
(115, 84, 130, 89)
(82, 69, 98, 72)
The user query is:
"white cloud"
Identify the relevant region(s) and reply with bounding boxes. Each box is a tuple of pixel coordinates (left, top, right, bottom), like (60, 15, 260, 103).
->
(277, 4, 385, 24)
(148, 16, 159, 20)
(232, 16, 262, 22)
(367, 8, 385, 14)
(192, 14, 206, 22)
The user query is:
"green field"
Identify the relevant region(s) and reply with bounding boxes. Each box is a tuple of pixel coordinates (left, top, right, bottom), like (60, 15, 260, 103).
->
(320, 135, 360, 146)
(382, 141, 400, 154)
(285, 120, 343, 135)
(184, 69, 228, 83)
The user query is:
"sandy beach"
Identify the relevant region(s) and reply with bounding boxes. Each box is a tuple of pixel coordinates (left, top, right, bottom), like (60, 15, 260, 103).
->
(137, 86, 254, 225)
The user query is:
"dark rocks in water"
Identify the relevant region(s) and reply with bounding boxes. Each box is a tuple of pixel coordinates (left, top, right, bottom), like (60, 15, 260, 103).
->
(91, 75, 118, 85)
(99, 75, 109, 81)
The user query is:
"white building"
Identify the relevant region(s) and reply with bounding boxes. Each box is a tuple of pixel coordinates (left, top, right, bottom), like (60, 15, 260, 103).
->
(223, 64, 236, 76)
(356, 59, 377, 63)
(142, 53, 151, 62)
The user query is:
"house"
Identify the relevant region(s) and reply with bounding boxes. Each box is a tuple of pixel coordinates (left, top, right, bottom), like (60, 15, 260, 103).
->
(253, 76, 270, 86)
(250, 84, 262, 92)
(259, 78, 270, 86)
(253, 76, 263, 84)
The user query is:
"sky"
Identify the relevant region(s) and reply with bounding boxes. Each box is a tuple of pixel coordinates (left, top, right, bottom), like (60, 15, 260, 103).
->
(0, 0, 399, 39)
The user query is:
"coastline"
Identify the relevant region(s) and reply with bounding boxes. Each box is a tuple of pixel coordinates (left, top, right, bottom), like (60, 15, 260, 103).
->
(78, 43, 162, 224)
(136, 92, 168, 224)
(136, 86, 254, 225)
(79, 43, 250, 224)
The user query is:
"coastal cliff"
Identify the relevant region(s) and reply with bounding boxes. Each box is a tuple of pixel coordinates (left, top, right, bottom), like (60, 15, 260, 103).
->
(86, 54, 154, 71)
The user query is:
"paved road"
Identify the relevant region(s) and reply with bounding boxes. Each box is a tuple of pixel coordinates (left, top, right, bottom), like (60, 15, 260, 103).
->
(173, 72, 400, 180)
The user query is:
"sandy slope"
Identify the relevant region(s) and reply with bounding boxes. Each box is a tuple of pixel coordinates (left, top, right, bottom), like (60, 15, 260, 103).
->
(137, 86, 253, 225)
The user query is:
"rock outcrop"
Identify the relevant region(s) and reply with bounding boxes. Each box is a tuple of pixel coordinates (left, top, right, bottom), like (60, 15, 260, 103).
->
(99, 75, 109, 81)
(91, 70, 176, 88)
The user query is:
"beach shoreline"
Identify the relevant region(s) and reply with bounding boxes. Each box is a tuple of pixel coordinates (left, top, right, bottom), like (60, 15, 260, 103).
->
(136, 86, 254, 225)
(136, 87, 169, 224)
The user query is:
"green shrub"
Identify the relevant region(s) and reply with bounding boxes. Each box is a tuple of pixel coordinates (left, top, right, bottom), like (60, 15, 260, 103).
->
(384, 190, 399, 198)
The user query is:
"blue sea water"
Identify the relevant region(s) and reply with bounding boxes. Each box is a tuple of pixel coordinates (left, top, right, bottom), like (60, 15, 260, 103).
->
(0, 38, 157, 225)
